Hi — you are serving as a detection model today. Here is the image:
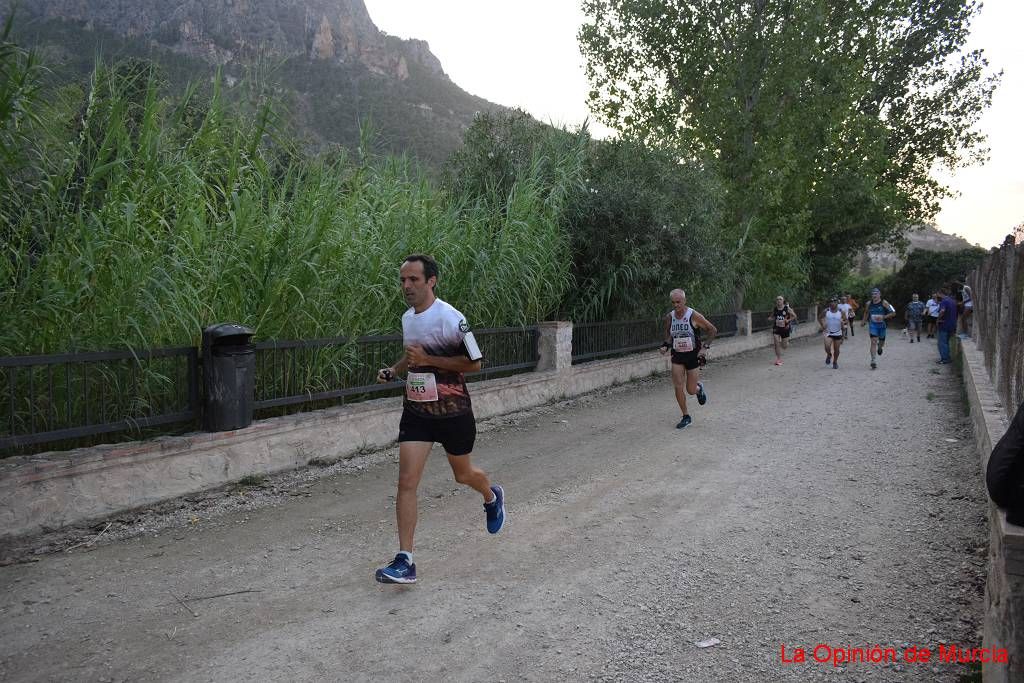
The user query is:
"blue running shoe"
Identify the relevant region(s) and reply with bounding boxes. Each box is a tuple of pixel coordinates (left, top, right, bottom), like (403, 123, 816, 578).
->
(696, 382, 708, 406)
(676, 414, 692, 429)
(484, 485, 505, 534)
(375, 553, 416, 584)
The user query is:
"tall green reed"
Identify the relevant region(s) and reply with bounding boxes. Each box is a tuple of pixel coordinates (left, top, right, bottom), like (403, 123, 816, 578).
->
(0, 55, 581, 357)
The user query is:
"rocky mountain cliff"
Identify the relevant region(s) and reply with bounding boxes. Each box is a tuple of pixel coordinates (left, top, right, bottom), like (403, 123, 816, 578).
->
(5, 0, 502, 164)
(14, 0, 442, 80)
(862, 224, 977, 273)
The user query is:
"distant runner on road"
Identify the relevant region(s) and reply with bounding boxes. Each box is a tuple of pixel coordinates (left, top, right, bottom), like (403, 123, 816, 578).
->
(660, 289, 717, 429)
(846, 293, 860, 337)
(374, 254, 505, 584)
(819, 297, 846, 369)
(924, 292, 940, 339)
(838, 296, 853, 339)
(769, 295, 797, 366)
(861, 288, 896, 370)
(905, 293, 925, 343)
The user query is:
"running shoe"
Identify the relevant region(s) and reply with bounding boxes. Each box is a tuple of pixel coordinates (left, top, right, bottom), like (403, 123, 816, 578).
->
(832, 362, 838, 370)
(375, 554, 417, 584)
(484, 485, 505, 534)
(877, 346, 884, 355)
(870, 360, 877, 370)
(909, 339, 914, 343)
(825, 354, 831, 366)
(938, 359, 951, 365)
(676, 414, 692, 429)
(696, 382, 708, 405)
(774, 359, 783, 366)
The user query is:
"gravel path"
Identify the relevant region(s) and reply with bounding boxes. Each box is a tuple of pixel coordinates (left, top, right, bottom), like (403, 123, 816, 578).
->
(0, 334, 988, 682)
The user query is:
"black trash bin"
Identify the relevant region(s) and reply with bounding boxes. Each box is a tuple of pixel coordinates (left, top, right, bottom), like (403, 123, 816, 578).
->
(202, 323, 256, 431)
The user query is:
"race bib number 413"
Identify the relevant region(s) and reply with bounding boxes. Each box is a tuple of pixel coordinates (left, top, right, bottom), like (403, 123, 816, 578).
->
(871, 314, 884, 323)
(406, 372, 439, 402)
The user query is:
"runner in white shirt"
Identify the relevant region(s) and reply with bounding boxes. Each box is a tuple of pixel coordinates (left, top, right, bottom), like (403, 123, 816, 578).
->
(373, 254, 505, 584)
(837, 296, 853, 340)
(818, 297, 847, 369)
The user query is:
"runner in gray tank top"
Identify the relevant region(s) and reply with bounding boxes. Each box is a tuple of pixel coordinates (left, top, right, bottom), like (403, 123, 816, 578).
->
(659, 289, 718, 429)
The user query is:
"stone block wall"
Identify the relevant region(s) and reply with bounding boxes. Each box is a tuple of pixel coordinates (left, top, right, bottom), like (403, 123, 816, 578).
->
(959, 338, 1024, 682)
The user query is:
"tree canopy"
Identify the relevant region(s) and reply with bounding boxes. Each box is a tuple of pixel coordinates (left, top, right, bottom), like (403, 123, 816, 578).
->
(579, 0, 999, 305)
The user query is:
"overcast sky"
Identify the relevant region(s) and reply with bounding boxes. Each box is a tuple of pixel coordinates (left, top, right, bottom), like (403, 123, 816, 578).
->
(364, 0, 1022, 249)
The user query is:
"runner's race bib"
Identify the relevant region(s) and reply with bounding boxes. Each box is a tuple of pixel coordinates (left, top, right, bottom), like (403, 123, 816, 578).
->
(673, 336, 694, 353)
(871, 314, 884, 323)
(406, 372, 438, 402)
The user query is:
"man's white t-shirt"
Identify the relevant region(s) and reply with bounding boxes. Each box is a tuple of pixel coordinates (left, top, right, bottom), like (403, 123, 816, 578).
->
(402, 298, 482, 418)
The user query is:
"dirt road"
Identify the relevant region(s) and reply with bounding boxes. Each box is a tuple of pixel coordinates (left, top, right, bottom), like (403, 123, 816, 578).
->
(0, 334, 988, 682)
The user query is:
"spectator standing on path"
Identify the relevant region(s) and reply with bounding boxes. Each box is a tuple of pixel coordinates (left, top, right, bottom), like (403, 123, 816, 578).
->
(924, 292, 940, 339)
(934, 288, 958, 365)
(987, 401, 1024, 527)
(659, 288, 717, 429)
(373, 254, 505, 584)
(955, 280, 974, 339)
(905, 294, 925, 343)
(769, 295, 797, 366)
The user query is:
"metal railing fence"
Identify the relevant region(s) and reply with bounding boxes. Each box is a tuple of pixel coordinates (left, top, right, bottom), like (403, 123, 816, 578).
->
(1, 347, 199, 452)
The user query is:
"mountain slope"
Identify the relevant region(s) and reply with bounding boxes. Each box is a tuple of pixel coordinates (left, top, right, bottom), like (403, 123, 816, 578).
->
(5, 0, 504, 165)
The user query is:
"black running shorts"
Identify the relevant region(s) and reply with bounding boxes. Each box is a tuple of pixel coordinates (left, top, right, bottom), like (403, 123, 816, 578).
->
(671, 350, 701, 370)
(773, 327, 791, 339)
(399, 410, 476, 456)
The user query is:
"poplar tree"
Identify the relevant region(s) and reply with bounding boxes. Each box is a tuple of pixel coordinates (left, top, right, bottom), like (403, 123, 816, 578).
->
(579, 0, 999, 303)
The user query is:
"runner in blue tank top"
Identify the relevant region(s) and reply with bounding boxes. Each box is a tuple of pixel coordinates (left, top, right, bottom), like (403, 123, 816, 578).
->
(860, 287, 896, 370)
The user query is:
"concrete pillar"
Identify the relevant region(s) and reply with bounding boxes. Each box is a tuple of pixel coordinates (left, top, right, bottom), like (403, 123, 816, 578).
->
(736, 310, 752, 337)
(536, 321, 573, 373)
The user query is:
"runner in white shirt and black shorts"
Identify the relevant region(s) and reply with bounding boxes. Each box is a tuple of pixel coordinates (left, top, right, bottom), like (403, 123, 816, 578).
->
(659, 289, 717, 430)
(819, 297, 847, 369)
(374, 254, 505, 584)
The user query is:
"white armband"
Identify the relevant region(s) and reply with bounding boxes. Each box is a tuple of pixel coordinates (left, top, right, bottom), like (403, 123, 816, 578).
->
(463, 331, 483, 361)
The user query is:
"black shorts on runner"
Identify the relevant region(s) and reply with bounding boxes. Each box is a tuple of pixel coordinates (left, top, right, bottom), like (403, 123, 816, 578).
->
(399, 410, 476, 456)
(773, 327, 791, 339)
(671, 350, 701, 370)
(827, 334, 843, 340)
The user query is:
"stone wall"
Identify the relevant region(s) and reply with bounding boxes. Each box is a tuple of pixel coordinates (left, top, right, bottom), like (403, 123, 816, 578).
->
(959, 338, 1024, 682)
(0, 320, 816, 540)
(967, 238, 1024, 418)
